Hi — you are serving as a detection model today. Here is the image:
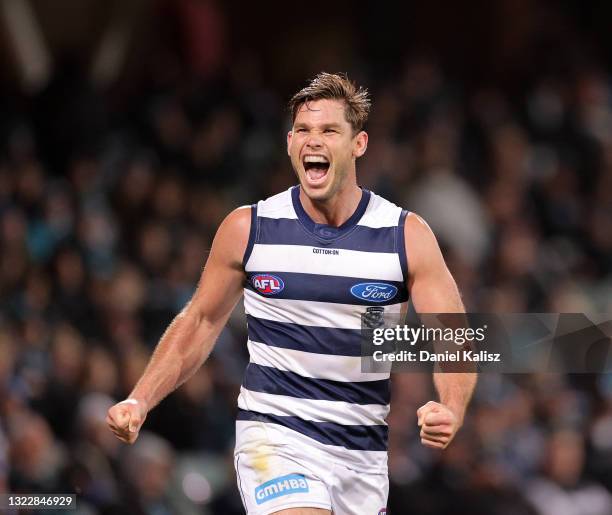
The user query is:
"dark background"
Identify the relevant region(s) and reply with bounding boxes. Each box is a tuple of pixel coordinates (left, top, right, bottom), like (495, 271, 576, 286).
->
(1, 1, 612, 514)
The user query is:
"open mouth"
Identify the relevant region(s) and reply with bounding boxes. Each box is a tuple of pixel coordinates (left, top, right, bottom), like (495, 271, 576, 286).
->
(303, 155, 330, 184)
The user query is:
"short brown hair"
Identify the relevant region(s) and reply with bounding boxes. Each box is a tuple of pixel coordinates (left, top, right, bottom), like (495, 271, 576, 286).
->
(289, 72, 371, 133)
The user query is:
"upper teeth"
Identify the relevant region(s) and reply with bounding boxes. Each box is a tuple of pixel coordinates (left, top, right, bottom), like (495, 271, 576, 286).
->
(304, 155, 329, 163)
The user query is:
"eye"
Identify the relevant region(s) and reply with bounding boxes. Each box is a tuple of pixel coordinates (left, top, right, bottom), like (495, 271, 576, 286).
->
(295, 128, 307, 133)
(324, 129, 337, 134)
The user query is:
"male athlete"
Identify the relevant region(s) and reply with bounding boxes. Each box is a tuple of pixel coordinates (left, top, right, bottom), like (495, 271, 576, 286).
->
(107, 73, 476, 514)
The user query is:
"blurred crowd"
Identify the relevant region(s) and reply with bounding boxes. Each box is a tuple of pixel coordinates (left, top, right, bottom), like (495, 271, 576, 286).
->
(2, 15, 612, 514)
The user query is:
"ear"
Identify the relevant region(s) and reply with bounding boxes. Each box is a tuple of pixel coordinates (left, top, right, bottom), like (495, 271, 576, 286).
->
(353, 131, 368, 158)
(287, 130, 293, 156)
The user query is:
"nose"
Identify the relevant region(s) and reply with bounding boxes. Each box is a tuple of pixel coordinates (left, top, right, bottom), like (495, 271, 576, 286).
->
(305, 133, 323, 149)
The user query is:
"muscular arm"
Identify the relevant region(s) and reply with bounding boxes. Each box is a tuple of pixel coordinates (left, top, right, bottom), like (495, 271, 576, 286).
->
(405, 213, 477, 448)
(107, 206, 251, 443)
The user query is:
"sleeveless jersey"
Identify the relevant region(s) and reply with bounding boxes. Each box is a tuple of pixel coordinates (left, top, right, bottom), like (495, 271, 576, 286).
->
(237, 185, 409, 471)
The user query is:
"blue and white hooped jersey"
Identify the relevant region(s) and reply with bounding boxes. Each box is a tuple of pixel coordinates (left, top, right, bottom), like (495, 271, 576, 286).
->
(238, 185, 409, 471)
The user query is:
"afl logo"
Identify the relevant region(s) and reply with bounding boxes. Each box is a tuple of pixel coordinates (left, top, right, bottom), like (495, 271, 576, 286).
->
(252, 274, 284, 295)
(350, 282, 398, 302)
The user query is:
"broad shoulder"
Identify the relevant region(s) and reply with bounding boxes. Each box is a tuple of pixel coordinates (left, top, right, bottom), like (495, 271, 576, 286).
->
(220, 205, 252, 235)
(404, 212, 444, 278)
(404, 212, 436, 244)
(212, 206, 252, 268)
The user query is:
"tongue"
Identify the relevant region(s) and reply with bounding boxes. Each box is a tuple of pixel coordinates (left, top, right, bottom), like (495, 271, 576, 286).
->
(308, 167, 327, 180)
(306, 163, 329, 181)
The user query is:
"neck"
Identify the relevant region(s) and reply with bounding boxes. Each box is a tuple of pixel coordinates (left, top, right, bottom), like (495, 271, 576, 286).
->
(299, 182, 362, 227)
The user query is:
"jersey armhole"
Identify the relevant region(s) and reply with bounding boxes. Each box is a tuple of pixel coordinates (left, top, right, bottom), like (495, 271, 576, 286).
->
(242, 203, 258, 268)
(397, 209, 409, 283)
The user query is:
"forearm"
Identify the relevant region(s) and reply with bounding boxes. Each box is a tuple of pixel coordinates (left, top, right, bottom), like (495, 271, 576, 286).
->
(129, 308, 221, 411)
(433, 372, 476, 425)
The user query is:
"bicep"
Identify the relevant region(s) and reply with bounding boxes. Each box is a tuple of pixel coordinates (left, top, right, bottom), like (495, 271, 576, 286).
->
(188, 207, 251, 325)
(405, 214, 464, 314)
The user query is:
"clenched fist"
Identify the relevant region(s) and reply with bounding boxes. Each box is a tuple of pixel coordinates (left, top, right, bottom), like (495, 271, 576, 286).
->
(417, 400, 461, 449)
(106, 399, 148, 444)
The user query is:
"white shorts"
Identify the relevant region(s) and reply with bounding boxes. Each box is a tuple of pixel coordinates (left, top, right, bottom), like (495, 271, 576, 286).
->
(234, 420, 389, 515)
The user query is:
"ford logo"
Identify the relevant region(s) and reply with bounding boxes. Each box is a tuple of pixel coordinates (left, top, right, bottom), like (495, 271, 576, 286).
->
(350, 282, 398, 302)
(252, 274, 285, 295)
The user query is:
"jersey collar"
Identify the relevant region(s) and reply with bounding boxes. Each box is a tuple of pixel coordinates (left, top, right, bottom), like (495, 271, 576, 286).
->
(291, 185, 371, 240)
